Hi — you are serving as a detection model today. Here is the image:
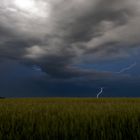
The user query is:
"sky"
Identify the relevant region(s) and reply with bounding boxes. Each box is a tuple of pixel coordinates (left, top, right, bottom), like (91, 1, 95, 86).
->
(0, 0, 140, 97)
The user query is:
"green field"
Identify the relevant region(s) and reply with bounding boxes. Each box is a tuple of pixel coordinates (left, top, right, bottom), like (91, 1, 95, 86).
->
(0, 98, 140, 140)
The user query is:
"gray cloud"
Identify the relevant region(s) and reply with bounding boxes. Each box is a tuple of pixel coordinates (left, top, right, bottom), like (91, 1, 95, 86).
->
(0, 0, 140, 79)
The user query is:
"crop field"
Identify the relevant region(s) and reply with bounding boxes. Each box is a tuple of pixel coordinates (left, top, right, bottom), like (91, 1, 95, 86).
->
(0, 98, 140, 140)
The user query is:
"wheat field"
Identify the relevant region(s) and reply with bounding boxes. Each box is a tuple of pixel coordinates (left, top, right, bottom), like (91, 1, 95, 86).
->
(0, 98, 140, 140)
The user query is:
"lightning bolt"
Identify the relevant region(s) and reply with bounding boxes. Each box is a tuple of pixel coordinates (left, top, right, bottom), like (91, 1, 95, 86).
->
(116, 62, 137, 74)
(97, 87, 104, 99)
(96, 62, 137, 98)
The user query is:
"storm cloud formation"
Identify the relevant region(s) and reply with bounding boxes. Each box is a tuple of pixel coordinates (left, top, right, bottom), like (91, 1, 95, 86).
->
(0, 0, 140, 97)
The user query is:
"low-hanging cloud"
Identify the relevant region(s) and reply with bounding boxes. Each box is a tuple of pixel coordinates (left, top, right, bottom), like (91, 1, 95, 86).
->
(0, 0, 140, 79)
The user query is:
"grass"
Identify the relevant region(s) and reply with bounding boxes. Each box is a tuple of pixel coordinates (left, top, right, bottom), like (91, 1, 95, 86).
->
(0, 98, 140, 140)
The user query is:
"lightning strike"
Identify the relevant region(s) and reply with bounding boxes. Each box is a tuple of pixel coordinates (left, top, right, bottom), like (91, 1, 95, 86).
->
(97, 87, 104, 99)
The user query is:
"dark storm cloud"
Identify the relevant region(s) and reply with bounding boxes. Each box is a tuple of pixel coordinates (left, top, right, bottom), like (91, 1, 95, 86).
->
(0, 0, 140, 79)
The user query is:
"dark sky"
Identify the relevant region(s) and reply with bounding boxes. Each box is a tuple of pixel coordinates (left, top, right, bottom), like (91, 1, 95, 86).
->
(0, 0, 140, 97)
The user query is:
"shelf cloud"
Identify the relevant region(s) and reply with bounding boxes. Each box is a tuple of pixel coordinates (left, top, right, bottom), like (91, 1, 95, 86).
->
(0, 0, 140, 96)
